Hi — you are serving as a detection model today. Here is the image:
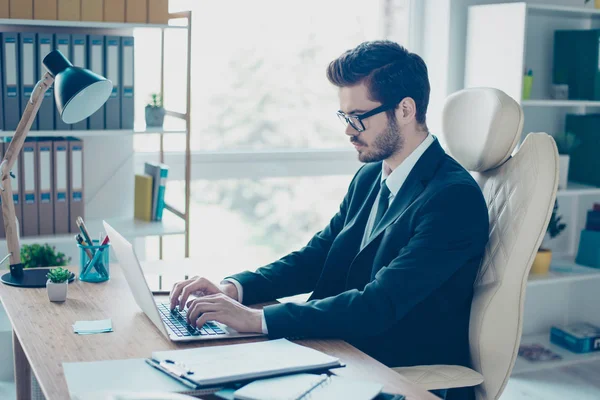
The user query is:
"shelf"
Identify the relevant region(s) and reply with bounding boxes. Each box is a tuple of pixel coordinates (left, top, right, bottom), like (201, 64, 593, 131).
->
(527, 258, 600, 287)
(527, 4, 600, 18)
(0, 18, 187, 30)
(12, 212, 185, 246)
(557, 182, 600, 197)
(521, 99, 600, 107)
(0, 127, 186, 138)
(513, 333, 600, 374)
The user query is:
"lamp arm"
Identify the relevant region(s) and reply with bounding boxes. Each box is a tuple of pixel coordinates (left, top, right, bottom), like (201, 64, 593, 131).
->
(0, 72, 54, 269)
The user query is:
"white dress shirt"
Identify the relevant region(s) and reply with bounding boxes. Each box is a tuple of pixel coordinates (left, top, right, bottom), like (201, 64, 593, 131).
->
(225, 133, 435, 335)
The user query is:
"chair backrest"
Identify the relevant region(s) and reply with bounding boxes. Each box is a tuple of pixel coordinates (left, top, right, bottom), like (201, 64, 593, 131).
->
(441, 88, 559, 400)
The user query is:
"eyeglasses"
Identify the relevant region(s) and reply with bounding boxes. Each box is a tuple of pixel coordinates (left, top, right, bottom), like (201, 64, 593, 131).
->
(336, 103, 398, 133)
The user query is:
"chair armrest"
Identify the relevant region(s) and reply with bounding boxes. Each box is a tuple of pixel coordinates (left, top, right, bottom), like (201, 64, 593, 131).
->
(392, 365, 484, 390)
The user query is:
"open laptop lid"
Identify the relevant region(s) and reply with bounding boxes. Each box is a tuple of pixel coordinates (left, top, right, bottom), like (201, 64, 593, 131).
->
(103, 221, 170, 338)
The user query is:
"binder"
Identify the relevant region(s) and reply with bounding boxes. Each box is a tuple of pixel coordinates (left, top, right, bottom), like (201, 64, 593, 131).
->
(71, 34, 87, 130)
(121, 36, 134, 129)
(2, 32, 20, 131)
(105, 36, 121, 129)
(554, 30, 600, 100)
(58, 0, 80, 21)
(0, 0, 7, 18)
(10, 0, 33, 19)
(34, 0, 58, 20)
(53, 139, 69, 234)
(0, 141, 5, 238)
(0, 33, 4, 131)
(68, 138, 84, 233)
(37, 139, 54, 235)
(5, 139, 23, 236)
(37, 33, 54, 130)
(54, 34, 71, 130)
(87, 35, 105, 130)
(20, 139, 39, 236)
(20, 33, 37, 131)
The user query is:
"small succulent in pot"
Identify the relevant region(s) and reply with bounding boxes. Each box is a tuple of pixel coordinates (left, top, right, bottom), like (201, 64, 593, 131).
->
(145, 93, 166, 127)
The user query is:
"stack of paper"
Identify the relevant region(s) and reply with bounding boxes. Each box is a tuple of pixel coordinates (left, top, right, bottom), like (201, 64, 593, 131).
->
(73, 319, 113, 335)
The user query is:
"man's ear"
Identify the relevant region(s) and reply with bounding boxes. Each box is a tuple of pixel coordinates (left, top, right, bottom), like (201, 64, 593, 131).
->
(395, 97, 417, 123)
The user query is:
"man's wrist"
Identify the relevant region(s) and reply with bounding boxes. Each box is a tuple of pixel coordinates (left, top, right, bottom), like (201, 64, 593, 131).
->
(220, 282, 239, 301)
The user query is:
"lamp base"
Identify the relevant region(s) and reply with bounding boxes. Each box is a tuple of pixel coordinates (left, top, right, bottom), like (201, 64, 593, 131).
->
(1, 268, 75, 288)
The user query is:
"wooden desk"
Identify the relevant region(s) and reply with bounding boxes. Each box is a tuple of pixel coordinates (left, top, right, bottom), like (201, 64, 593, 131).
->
(0, 265, 438, 400)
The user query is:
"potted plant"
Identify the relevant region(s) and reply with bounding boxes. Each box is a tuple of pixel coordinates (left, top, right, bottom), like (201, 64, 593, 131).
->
(21, 244, 70, 269)
(553, 131, 580, 190)
(46, 267, 71, 302)
(145, 93, 165, 127)
(531, 200, 567, 274)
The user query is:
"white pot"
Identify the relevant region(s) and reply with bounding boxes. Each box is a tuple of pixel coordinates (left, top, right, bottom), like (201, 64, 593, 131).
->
(558, 154, 570, 190)
(46, 280, 68, 302)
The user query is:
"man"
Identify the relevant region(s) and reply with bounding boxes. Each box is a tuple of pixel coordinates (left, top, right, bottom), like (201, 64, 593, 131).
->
(170, 41, 489, 400)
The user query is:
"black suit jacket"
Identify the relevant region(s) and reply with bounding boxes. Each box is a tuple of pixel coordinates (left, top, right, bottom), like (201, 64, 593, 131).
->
(229, 139, 489, 398)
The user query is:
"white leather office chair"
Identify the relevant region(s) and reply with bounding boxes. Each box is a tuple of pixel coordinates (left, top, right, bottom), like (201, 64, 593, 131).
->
(393, 88, 559, 400)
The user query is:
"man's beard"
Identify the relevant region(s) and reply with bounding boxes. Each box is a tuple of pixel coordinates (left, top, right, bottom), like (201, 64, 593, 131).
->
(353, 116, 404, 163)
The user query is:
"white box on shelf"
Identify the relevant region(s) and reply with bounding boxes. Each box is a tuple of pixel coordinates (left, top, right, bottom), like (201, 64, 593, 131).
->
(558, 154, 570, 191)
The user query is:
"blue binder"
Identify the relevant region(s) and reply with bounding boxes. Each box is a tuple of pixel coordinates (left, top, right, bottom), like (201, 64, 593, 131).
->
(54, 34, 70, 131)
(71, 34, 87, 130)
(20, 139, 38, 236)
(2, 33, 20, 131)
(37, 33, 54, 131)
(105, 36, 121, 129)
(88, 35, 105, 130)
(121, 36, 134, 130)
(20, 33, 37, 130)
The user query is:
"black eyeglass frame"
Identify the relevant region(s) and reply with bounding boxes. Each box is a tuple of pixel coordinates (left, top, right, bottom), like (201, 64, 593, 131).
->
(336, 102, 399, 133)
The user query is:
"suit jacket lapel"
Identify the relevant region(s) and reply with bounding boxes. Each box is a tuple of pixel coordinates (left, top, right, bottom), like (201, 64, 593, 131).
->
(360, 139, 446, 251)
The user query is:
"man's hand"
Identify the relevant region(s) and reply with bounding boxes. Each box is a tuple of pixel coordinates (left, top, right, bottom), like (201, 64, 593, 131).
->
(186, 293, 263, 333)
(169, 276, 239, 311)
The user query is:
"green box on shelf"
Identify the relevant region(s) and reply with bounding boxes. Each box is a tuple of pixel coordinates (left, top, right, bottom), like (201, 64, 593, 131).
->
(565, 114, 600, 188)
(576, 230, 600, 269)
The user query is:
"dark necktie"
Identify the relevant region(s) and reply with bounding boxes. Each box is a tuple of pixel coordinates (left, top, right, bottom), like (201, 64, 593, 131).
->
(371, 179, 391, 236)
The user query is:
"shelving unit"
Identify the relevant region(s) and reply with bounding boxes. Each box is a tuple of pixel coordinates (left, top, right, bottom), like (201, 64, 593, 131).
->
(466, 2, 600, 378)
(0, 11, 193, 263)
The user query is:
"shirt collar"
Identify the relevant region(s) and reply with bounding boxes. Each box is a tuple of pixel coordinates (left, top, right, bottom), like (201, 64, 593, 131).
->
(382, 133, 435, 197)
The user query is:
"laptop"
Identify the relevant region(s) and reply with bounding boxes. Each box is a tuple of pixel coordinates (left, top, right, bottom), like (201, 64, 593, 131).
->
(103, 221, 266, 342)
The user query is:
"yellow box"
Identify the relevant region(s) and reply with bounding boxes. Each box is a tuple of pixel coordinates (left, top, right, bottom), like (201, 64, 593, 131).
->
(10, 0, 33, 19)
(34, 0, 58, 20)
(81, 0, 103, 22)
(104, 0, 125, 22)
(0, 0, 9, 18)
(134, 174, 153, 222)
(126, 0, 146, 23)
(58, 0, 79, 21)
(148, 0, 168, 24)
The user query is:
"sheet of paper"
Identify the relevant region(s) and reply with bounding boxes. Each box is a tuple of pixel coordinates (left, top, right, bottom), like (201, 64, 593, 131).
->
(72, 319, 113, 334)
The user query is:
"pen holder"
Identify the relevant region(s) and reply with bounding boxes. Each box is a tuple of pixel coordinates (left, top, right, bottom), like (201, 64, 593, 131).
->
(78, 240, 110, 283)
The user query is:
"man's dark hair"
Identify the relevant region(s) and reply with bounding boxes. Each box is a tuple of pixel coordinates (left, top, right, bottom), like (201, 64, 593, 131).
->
(326, 40, 430, 125)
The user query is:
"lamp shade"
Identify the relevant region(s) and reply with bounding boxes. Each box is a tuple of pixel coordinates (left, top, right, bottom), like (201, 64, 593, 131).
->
(43, 50, 113, 124)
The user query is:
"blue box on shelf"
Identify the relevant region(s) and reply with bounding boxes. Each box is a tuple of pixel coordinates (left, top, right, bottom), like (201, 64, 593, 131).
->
(78, 240, 110, 283)
(550, 322, 600, 354)
(576, 230, 600, 269)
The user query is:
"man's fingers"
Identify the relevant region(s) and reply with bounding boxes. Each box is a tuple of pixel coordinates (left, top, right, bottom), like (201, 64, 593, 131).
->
(169, 276, 198, 310)
(179, 278, 208, 310)
(187, 301, 223, 325)
(196, 312, 219, 329)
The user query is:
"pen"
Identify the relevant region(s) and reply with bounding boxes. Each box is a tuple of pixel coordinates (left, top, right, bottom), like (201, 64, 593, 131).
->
(75, 234, 94, 260)
(82, 235, 110, 278)
(144, 358, 199, 390)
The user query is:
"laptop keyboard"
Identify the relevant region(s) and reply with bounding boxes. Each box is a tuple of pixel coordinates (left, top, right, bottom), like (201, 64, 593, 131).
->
(157, 302, 227, 337)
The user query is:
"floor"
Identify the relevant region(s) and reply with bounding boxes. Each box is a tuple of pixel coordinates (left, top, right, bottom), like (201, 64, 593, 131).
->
(501, 360, 600, 400)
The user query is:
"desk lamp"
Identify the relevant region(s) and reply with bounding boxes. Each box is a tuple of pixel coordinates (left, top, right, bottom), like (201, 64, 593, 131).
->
(0, 50, 112, 288)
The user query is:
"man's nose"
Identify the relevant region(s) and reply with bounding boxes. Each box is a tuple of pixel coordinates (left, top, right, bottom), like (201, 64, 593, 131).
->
(345, 123, 360, 137)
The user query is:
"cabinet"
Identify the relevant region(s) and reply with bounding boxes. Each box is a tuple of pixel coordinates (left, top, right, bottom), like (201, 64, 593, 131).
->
(465, 2, 600, 375)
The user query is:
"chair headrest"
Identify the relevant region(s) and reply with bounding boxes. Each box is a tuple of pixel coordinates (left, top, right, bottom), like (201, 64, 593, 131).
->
(441, 88, 523, 172)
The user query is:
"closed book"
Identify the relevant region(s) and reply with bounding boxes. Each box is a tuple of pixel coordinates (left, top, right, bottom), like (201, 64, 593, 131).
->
(2, 32, 20, 131)
(87, 35, 105, 129)
(58, 0, 79, 21)
(68, 138, 84, 233)
(53, 139, 69, 234)
(34, 0, 57, 20)
(37, 139, 54, 235)
(155, 165, 168, 221)
(126, 0, 146, 23)
(9, 0, 33, 19)
(554, 30, 600, 100)
(565, 114, 600, 187)
(104, 36, 121, 129)
(0, 0, 8, 18)
(81, 0, 103, 22)
(134, 174, 153, 222)
(20, 32, 37, 130)
(54, 34, 70, 130)
(37, 33, 54, 130)
(550, 323, 600, 354)
(104, 0, 125, 22)
(576, 229, 600, 269)
(144, 162, 163, 221)
(586, 210, 600, 231)
(20, 139, 39, 236)
(148, 0, 168, 24)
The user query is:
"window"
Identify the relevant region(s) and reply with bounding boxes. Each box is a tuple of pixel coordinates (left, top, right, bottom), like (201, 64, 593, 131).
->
(134, 0, 415, 262)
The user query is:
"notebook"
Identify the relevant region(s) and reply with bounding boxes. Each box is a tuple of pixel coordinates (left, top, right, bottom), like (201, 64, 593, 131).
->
(232, 373, 383, 400)
(151, 339, 344, 387)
